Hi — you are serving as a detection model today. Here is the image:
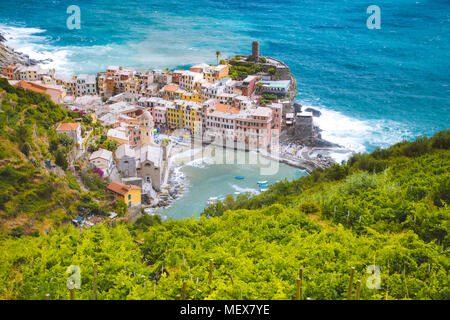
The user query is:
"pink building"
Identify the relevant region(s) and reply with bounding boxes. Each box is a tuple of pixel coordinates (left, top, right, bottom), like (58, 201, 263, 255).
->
(269, 103, 283, 131)
(206, 104, 239, 144)
(127, 125, 141, 146)
(152, 106, 166, 129)
(236, 75, 257, 97)
(235, 107, 272, 150)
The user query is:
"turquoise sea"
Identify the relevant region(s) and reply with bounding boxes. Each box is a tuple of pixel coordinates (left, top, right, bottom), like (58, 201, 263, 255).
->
(1, 1, 448, 218)
(157, 148, 308, 220)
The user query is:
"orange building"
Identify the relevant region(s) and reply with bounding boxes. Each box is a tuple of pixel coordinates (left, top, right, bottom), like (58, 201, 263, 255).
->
(107, 182, 141, 208)
(14, 80, 65, 104)
(2, 65, 17, 80)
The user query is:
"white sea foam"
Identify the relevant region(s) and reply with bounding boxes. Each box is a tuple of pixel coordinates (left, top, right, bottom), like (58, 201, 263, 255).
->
(301, 104, 413, 162)
(230, 184, 259, 195)
(183, 156, 216, 168)
(0, 24, 72, 74)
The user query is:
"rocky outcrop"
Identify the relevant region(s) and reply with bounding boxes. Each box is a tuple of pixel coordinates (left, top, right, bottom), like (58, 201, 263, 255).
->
(0, 32, 41, 68)
(305, 107, 321, 117)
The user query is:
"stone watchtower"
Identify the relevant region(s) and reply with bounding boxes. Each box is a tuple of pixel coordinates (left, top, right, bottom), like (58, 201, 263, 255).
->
(139, 110, 155, 146)
(251, 41, 260, 61)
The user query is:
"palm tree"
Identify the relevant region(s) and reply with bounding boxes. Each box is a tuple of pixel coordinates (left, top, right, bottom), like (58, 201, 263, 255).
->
(215, 51, 221, 65)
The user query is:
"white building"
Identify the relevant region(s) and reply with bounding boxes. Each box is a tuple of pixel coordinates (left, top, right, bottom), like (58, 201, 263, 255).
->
(89, 148, 114, 176)
(76, 74, 97, 96)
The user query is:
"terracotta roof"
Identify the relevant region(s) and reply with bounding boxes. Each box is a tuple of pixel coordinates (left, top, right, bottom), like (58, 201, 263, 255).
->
(165, 84, 179, 93)
(15, 80, 47, 93)
(56, 122, 80, 131)
(15, 80, 63, 104)
(215, 104, 240, 114)
(107, 182, 140, 196)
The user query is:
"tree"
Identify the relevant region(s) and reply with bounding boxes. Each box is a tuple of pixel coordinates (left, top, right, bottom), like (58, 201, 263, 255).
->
(216, 51, 221, 65)
(15, 125, 31, 141)
(114, 200, 128, 217)
(54, 150, 68, 170)
(57, 133, 74, 148)
(223, 194, 235, 210)
(19, 142, 31, 157)
(102, 139, 119, 152)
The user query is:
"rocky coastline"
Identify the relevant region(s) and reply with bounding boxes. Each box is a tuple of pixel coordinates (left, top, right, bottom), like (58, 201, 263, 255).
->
(0, 32, 50, 68)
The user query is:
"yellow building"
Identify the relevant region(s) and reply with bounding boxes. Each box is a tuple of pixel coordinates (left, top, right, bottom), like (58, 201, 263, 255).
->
(184, 105, 202, 135)
(125, 78, 140, 94)
(166, 103, 184, 130)
(162, 84, 183, 101)
(107, 182, 141, 208)
(166, 101, 202, 134)
(182, 91, 202, 102)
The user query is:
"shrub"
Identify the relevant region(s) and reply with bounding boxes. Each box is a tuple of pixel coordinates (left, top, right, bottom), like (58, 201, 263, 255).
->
(300, 202, 320, 214)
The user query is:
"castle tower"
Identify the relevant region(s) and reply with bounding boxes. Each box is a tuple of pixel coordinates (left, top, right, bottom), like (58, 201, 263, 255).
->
(139, 110, 154, 146)
(251, 41, 260, 60)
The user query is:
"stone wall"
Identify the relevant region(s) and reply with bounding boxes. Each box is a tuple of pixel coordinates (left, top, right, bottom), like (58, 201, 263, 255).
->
(294, 115, 313, 139)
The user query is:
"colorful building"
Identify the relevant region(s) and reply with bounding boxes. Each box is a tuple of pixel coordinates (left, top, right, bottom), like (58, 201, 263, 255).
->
(204, 65, 229, 83)
(236, 75, 258, 97)
(56, 122, 82, 145)
(2, 65, 17, 80)
(89, 148, 114, 176)
(15, 80, 65, 104)
(107, 181, 141, 208)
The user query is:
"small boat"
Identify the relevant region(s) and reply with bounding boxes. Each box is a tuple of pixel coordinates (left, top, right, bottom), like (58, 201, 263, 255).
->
(258, 183, 269, 188)
(234, 192, 240, 195)
(235, 176, 245, 180)
(260, 188, 268, 192)
(206, 201, 216, 205)
(209, 197, 218, 201)
(257, 180, 268, 184)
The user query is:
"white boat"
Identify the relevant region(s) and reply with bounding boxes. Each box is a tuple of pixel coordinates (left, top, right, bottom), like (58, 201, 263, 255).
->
(260, 188, 268, 192)
(257, 180, 268, 184)
(234, 192, 240, 195)
(209, 197, 218, 201)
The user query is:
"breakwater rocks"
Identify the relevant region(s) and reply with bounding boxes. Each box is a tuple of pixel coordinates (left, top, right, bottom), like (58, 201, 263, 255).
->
(151, 167, 186, 209)
(0, 33, 49, 68)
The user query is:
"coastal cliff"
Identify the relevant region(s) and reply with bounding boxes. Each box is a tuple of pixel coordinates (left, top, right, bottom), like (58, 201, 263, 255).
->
(0, 33, 39, 68)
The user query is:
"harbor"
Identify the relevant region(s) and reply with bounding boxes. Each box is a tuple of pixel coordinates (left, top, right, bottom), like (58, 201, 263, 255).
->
(147, 145, 308, 220)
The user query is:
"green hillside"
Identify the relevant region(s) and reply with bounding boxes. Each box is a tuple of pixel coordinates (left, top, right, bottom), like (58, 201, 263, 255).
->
(0, 126, 448, 299)
(0, 79, 112, 236)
